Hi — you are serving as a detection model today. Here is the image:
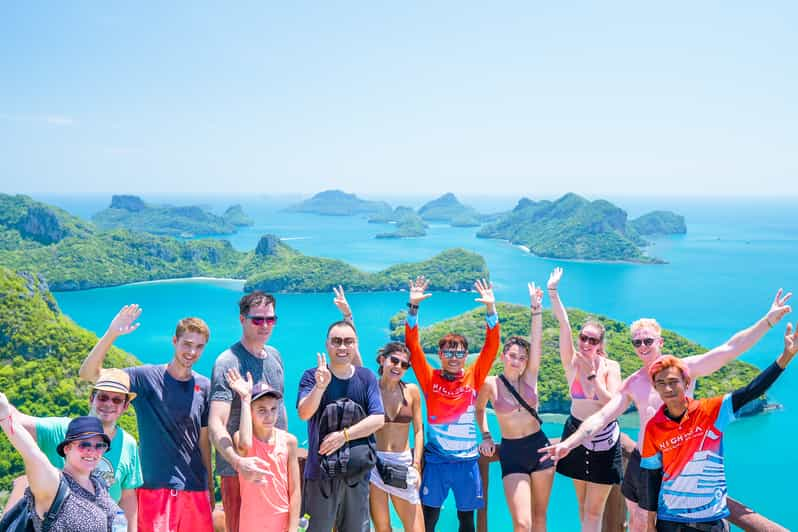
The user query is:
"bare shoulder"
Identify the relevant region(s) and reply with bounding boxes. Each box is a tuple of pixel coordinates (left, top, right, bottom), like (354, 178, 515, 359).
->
(622, 369, 649, 394)
(282, 430, 299, 449)
(406, 383, 421, 400)
(604, 358, 621, 371)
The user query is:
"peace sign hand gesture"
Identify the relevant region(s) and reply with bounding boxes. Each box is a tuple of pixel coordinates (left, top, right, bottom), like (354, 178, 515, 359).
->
(528, 282, 543, 311)
(332, 285, 353, 318)
(766, 288, 792, 327)
(315, 353, 331, 390)
(106, 304, 142, 338)
(408, 276, 432, 306)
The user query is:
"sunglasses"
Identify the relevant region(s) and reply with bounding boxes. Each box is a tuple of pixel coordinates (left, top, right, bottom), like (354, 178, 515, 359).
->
(632, 338, 657, 348)
(388, 355, 411, 370)
(579, 334, 602, 346)
(247, 315, 278, 326)
(329, 336, 356, 347)
(75, 441, 109, 452)
(95, 393, 126, 405)
(442, 350, 468, 359)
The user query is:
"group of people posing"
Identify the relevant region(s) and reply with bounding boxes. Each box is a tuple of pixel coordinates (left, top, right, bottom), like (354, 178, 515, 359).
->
(0, 269, 795, 532)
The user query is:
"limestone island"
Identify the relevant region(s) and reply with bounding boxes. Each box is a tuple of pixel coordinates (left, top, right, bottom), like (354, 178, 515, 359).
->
(477, 193, 686, 263)
(285, 189, 392, 217)
(0, 194, 486, 292)
(388, 302, 767, 417)
(370, 207, 428, 239)
(92, 195, 253, 237)
(418, 193, 482, 227)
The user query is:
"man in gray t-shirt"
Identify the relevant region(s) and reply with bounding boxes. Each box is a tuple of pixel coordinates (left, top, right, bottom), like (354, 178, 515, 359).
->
(208, 291, 285, 532)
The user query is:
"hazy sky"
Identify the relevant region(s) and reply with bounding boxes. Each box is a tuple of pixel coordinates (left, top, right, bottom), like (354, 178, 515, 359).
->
(2, 2, 796, 197)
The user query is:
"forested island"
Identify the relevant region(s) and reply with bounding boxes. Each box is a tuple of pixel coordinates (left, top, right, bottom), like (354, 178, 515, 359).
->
(285, 190, 392, 216)
(477, 193, 686, 262)
(388, 302, 762, 415)
(417, 193, 482, 226)
(92, 195, 253, 237)
(0, 267, 140, 493)
(370, 207, 428, 238)
(0, 194, 485, 292)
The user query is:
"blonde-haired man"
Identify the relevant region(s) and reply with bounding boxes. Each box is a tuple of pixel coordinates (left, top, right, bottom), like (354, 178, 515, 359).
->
(80, 305, 214, 532)
(541, 289, 792, 531)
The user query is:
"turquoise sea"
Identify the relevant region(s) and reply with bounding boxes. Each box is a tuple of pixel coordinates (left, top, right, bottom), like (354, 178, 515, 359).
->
(44, 195, 798, 530)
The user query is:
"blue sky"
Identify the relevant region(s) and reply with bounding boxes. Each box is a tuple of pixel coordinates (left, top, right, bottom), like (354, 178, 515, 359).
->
(1, 2, 796, 196)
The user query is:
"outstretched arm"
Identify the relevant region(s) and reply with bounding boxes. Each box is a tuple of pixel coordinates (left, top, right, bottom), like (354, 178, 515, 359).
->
(730, 321, 798, 413)
(539, 383, 632, 463)
(547, 268, 576, 376)
(404, 276, 434, 392)
(79, 304, 141, 382)
(686, 289, 792, 378)
(523, 282, 544, 386)
(472, 279, 501, 385)
(333, 285, 362, 366)
(0, 393, 60, 516)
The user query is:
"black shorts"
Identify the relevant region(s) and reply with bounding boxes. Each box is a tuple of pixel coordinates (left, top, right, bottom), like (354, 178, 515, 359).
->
(499, 430, 555, 478)
(621, 448, 643, 503)
(555, 415, 623, 485)
(655, 518, 729, 532)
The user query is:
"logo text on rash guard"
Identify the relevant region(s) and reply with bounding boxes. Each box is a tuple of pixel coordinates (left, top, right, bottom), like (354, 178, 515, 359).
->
(658, 425, 704, 451)
(431, 382, 470, 398)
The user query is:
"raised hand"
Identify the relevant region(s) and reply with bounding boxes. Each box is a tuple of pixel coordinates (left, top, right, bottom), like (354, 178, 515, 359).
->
(766, 288, 792, 326)
(478, 438, 495, 457)
(474, 279, 495, 307)
(333, 285, 352, 318)
(107, 304, 142, 337)
(528, 282, 543, 310)
(777, 322, 798, 368)
(226, 368, 253, 401)
(408, 276, 432, 306)
(547, 268, 563, 291)
(315, 353, 331, 390)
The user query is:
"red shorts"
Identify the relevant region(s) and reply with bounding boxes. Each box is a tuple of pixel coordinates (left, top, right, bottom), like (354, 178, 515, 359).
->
(137, 488, 213, 532)
(220, 475, 241, 532)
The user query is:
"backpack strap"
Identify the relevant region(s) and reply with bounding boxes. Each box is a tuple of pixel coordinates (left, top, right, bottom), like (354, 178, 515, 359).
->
(498, 374, 544, 426)
(41, 475, 71, 531)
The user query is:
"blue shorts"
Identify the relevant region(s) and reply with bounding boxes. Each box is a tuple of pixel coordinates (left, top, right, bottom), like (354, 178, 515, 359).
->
(420, 459, 484, 511)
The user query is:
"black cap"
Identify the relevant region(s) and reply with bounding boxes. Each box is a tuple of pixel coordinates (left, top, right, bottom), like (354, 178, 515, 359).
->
(56, 416, 111, 457)
(251, 382, 283, 401)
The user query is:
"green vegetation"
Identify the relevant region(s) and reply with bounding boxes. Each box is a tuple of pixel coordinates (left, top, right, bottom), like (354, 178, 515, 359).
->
(0, 267, 140, 493)
(245, 245, 487, 292)
(0, 194, 93, 249)
(373, 207, 428, 239)
(388, 302, 760, 413)
(0, 194, 486, 292)
(92, 195, 249, 237)
(418, 193, 481, 226)
(629, 210, 687, 235)
(285, 189, 392, 217)
(477, 193, 686, 262)
(222, 204, 254, 227)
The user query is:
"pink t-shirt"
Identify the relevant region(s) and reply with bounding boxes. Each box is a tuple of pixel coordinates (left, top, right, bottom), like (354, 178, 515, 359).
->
(238, 430, 290, 532)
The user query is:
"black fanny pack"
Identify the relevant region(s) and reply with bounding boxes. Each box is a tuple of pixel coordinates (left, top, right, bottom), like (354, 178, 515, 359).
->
(375, 456, 409, 489)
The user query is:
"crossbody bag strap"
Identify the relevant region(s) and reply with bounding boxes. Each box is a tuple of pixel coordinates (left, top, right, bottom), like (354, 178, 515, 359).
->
(498, 374, 543, 426)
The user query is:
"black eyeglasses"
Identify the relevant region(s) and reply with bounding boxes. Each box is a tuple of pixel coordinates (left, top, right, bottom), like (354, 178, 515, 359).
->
(388, 355, 411, 369)
(579, 334, 602, 346)
(247, 315, 278, 326)
(442, 350, 468, 359)
(329, 336, 356, 347)
(95, 393, 126, 405)
(76, 441, 109, 452)
(632, 338, 657, 348)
